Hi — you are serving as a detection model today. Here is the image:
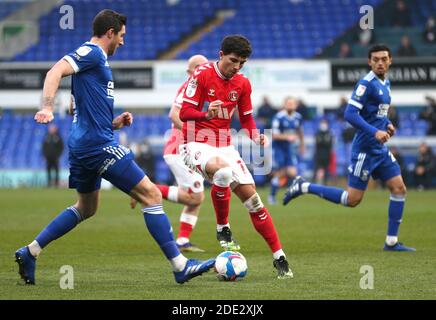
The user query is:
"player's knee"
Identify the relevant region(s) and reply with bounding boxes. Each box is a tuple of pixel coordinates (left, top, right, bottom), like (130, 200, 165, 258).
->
(243, 193, 264, 212)
(347, 194, 362, 208)
(138, 182, 162, 206)
(212, 167, 233, 187)
(75, 205, 97, 220)
(187, 191, 204, 206)
(391, 184, 407, 196)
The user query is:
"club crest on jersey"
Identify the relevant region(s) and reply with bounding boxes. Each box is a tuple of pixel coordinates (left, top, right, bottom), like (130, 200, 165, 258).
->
(194, 181, 201, 189)
(229, 90, 238, 102)
(186, 79, 198, 98)
(194, 151, 201, 160)
(355, 84, 366, 97)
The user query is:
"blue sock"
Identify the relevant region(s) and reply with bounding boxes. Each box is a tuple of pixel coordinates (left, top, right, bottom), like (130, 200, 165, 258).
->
(35, 207, 82, 248)
(308, 183, 348, 206)
(270, 177, 279, 197)
(387, 194, 405, 236)
(142, 205, 180, 260)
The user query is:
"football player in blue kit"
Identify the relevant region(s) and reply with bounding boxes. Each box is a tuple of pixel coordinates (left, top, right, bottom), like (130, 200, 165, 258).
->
(268, 97, 304, 205)
(283, 44, 415, 252)
(14, 9, 215, 285)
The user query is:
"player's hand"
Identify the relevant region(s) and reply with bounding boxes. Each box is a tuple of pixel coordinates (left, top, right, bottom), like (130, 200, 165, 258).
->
(255, 134, 269, 147)
(34, 109, 54, 124)
(386, 124, 396, 137)
(287, 135, 298, 143)
(206, 100, 222, 120)
(375, 130, 391, 144)
(130, 197, 138, 209)
(113, 112, 133, 130)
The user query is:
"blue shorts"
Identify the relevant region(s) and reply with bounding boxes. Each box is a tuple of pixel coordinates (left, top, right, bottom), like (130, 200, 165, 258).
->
(69, 143, 145, 194)
(348, 150, 401, 190)
(273, 149, 298, 171)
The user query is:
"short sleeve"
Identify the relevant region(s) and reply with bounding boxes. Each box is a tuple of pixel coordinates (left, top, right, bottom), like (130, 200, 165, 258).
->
(183, 72, 205, 107)
(63, 45, 101, 73)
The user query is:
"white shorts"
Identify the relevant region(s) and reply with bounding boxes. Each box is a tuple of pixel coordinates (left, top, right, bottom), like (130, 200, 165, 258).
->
(163, 153, 204, 193)
(179, 142, 255, 187)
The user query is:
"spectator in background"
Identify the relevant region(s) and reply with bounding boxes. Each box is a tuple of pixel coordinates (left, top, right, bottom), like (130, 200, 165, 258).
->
(423, 16, 435, 43)
(397, 35, 417, 57)
(42, 124, 64, 187)
(134, 138, 155, 182)
(414, 143, 435, 190)
(419, 96, 436, 135)
(256, 96, 277, 129)
(338, 43, 354, 58)
(297, 98, 311, 120)
(336, 96, 348, 121)
(388, 105, 400, 129)
(313, 119, 333, 184)
(391, 0, 411, 27)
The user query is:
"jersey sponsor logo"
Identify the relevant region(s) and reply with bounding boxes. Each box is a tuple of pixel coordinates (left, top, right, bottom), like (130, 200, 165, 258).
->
(355, 84, 367, 97)
(208, 88, 215, 96)
(107, 81, 114, 98)
(377, 104, 389, 117)
(229, 90, 238, 102)
(186, 79, 198, 98)
(76, 46, 92, 57)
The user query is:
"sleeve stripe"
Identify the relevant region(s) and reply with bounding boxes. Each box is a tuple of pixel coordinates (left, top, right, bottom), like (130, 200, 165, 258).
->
(243, 110, 253, 115)
(183, 98, 199, 106)
(63, 55, 79, 73)
(348, 99, 363, 110)
(172, 102, 182, 108)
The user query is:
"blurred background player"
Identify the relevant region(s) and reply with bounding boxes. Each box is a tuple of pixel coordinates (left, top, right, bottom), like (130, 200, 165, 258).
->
(283, 44, 415, 252)
(42, 124, 64, 187)
(313, 119, 334, 185)
(131, 54, 208, 253)
(14, 9, 214, 285)
(179, 35, 293, 279)
(269, 96, 304, 204)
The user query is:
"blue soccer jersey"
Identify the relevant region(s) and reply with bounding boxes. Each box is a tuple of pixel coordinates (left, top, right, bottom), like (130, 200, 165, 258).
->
(272, 110, 302, 169)
(64, 42, 115, 154)
(347, 70, 392, 155)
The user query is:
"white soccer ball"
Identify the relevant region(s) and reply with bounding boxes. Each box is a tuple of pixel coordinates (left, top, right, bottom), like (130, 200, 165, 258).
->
(214, 251, 248, 281)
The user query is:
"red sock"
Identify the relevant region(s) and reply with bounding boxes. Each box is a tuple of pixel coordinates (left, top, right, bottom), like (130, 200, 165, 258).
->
(249, 207, 282, 253)
(155, 184, 169, 199)
(211, 184, 231, 225)
(178, 222, 193, 239)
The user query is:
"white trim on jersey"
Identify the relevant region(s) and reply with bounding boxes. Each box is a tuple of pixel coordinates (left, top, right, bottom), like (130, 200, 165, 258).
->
(348, 99, 363, 110)
(243, 110, 253, 115)
(183, 98, 199, 106)
(213, 61, 227, 80)
(63, 55, 80, 73)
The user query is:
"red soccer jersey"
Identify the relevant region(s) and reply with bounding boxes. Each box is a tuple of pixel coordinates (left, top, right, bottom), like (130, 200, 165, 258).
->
(163, 81, 187, 155)
(180, 62, 255, 147)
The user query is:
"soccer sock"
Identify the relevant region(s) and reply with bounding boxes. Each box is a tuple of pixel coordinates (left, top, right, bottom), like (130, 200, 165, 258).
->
(142, 205, 184, 271)
(34, 206, 83, 250)
(211, 184, 231, 225)
(270, 176, 279, 197)
(249, 207, 282, 253)
(177, 212, 198, 244)
(386, 194, 405, 245)
(304, 183, 348, 206)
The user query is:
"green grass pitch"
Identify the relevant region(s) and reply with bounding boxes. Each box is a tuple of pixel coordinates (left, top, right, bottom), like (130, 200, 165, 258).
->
(0, 187, 435, 300)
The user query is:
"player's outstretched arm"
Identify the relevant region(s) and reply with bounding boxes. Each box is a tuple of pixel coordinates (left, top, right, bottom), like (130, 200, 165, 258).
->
(35, 59, 75, 124)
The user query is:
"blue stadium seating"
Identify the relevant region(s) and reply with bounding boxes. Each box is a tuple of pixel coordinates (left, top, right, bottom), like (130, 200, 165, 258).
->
(0, 0, 27, 20)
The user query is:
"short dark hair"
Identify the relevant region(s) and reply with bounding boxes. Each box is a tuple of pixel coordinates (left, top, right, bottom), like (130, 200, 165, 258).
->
(93, 9, 127, 37)
(221, 35, 252, 58)
(368, 44, 391, 59)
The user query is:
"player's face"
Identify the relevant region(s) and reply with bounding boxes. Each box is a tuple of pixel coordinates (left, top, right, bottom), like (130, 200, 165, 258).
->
(108, 25, 126, 56)
(218, 52, 247, 78)
(284, 98, 297, 113)
(368, 51, 392, 78)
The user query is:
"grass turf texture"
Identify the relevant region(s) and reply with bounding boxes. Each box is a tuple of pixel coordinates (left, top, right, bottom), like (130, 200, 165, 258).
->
(0, 187, 435, 300)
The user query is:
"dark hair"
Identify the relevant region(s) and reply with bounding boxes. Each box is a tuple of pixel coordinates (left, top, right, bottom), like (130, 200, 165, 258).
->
(368, 44, 391, 59)
(93, 9, 127, 37)
(221, 35, 252, 58)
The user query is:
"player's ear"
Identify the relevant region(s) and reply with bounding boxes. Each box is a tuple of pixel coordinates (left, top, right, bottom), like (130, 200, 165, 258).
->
(219, 51, 224, 60)
(106, 28, 115, 39)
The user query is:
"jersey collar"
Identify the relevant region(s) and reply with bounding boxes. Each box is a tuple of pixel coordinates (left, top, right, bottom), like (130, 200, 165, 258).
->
(85, 41, 108, 60)
(370, 70, 387, 85)
(214, 61, 230, 80)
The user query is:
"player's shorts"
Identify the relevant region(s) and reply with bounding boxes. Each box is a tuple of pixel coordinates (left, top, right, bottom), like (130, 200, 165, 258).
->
(272, 148, 298, 171)
(180, 142, 255, 187)
(348, 149, 401, 190)
(163, 153, 204, 193)
(69, 143, 145, 194)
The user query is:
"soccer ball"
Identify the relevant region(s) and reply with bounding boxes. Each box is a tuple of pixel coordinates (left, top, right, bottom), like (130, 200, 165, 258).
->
(214, 251, 248, 281)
